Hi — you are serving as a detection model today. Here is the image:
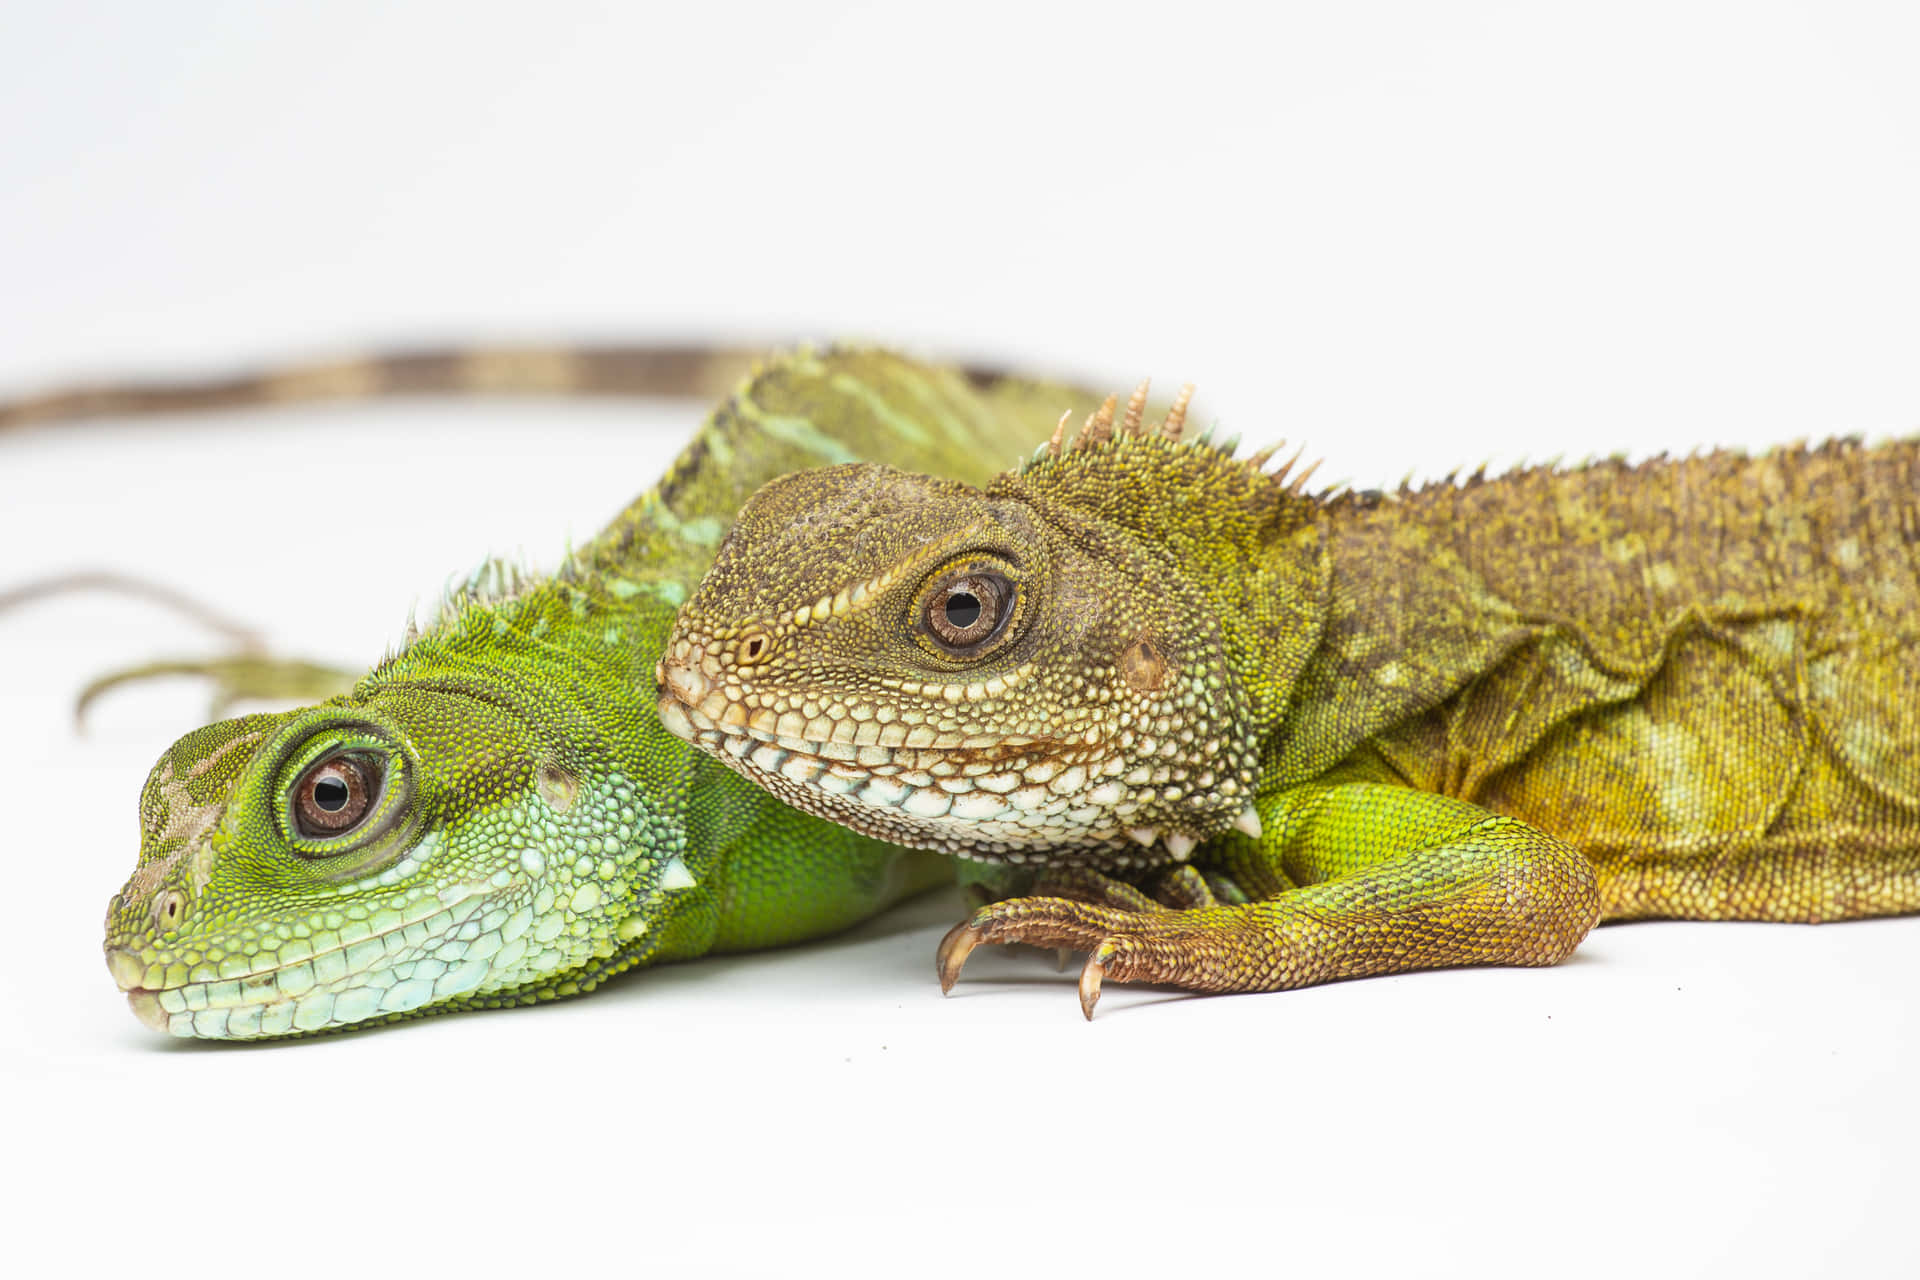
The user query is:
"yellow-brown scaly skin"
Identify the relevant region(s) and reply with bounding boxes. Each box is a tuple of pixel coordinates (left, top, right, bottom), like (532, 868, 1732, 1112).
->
(656, 458, 1268, 865)
(663, 392, 1920, 1011)
(1321, 437, 1920, 924)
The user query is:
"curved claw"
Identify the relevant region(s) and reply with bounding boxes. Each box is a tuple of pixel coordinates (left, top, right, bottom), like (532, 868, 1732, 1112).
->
(936, 918, 982, 994)
(1078, 954, 1106, 1020)
(937, 910, 1118, 1018)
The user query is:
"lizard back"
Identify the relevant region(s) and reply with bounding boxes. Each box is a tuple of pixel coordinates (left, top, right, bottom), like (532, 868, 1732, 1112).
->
(1313, 438, 1920, 920)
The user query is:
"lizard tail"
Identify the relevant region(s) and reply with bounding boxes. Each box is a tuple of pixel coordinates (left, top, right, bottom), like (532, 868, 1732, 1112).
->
(0, 341, 784, 431)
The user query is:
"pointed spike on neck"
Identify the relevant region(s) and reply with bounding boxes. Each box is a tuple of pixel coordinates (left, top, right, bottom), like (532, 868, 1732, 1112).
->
(1121, 379, 1151, 436)
(1160, 383, 1195, 439)
(1270, 444, 1304, 485)
(1081, 393, 1118, 447)
(1284, 455, 1325, 495)
(1047, 408, 1073, 457)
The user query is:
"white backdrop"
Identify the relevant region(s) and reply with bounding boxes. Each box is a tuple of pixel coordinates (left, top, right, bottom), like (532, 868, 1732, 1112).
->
(4, 3, 1916, 1275)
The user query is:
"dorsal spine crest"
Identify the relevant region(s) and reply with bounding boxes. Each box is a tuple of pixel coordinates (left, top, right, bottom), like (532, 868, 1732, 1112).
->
(1010, 377, 1325, 516)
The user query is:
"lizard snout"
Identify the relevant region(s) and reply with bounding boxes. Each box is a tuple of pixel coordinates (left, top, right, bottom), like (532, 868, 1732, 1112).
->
(105, 947, 145, 992)
(658, 657, 709, 706)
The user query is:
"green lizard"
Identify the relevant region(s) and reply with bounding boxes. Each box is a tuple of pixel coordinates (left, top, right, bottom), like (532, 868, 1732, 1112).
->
(660, 384, 1920, 1016)
(15, 344, 1104, 1038)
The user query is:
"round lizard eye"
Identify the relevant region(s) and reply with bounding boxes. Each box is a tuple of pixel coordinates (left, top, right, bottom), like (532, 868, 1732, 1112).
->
(292, 756, 379, 839)
(924, 572, 1013, 653)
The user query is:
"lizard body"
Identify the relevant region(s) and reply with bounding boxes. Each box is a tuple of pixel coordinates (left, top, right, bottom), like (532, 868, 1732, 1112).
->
(62, 345, 1100, 1037)
(661, 390, 1920, 1013)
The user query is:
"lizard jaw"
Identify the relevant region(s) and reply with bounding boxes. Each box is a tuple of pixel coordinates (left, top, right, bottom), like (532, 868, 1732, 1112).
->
(655, 667, 1199, 868)
(101, 883, 503, 1038)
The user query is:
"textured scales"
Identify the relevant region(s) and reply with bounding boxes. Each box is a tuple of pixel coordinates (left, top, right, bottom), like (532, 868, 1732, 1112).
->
(663, 382, 1920, 1012)
(88, 346, 1106, 1038)
(658, 383, 1292, 865)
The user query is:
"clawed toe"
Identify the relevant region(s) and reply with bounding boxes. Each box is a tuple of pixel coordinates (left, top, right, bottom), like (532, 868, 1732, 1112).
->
(935, 902, 1148, 1019)
(935, 918, 982, 994)
(1078, 952, 1106, 1020)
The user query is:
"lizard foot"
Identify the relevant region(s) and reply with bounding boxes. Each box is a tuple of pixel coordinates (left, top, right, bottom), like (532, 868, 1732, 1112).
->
(936, 894, 1265, 1021)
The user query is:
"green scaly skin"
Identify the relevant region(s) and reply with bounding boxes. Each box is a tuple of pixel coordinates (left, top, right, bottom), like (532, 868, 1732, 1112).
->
(661, 386, 1920, 1015)
(100, 347, 1101, 1038)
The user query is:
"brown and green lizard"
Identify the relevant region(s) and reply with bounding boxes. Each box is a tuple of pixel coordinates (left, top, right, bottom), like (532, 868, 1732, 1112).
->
(660, 383, 1920, 1016)
(9, 343, 1113, 1038)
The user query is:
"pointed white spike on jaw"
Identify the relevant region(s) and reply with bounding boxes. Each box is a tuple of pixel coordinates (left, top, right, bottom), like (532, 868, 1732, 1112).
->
(1164, 832, 1197, 861)
(1232, 806, 1264, 839)
(1127, 827, 1159, 847)
(659, 856, 697, 891)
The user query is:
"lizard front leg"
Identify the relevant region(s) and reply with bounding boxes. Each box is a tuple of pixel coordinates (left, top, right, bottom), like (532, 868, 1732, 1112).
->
(938, 783, 1601, 1017)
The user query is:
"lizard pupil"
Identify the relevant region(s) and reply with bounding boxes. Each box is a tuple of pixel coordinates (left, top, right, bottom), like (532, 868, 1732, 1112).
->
(313, 777, 350, 812)
(944, 592, 982, 629)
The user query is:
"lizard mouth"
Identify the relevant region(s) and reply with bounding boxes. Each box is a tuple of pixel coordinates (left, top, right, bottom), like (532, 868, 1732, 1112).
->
(654, 658, 1163, 865)
(103, 884, 498, 1038)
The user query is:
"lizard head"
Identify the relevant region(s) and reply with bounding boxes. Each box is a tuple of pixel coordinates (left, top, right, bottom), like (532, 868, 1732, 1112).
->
(102, 586, 708, 1039)
(658, 385, 1326, 867)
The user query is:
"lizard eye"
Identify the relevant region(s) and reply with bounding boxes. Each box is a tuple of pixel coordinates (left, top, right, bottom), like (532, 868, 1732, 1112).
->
(292, 755, 380, 839)
(921, 570, 1014, 655)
